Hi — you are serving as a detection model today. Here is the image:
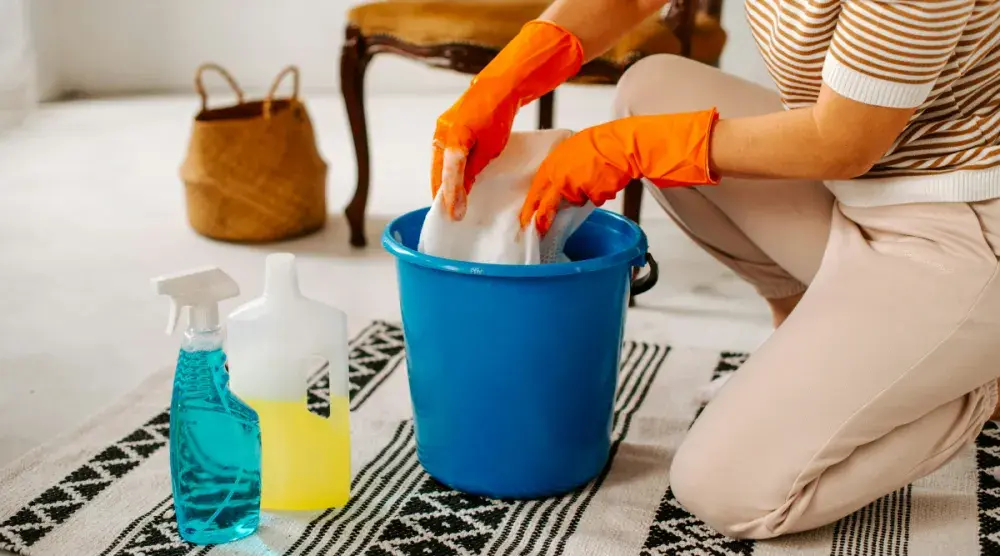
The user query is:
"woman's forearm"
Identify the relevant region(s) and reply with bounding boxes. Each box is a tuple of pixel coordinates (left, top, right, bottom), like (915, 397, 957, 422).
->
(708, 86, 915, 181)
(539, 0, 668, 61)
(708, 109, 859, 180)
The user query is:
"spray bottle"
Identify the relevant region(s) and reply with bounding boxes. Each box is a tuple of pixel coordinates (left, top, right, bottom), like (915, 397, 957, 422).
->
(227, 253, 350, 511)
(153, 267, 262, 545)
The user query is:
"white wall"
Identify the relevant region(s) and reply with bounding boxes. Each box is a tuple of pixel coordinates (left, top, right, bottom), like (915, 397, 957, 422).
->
(0, 0, 37, 128)
(28, 0, 62, 101)
(27, 0, 774, 100)
(29, 0, 473, 100)
(717, 0, 774, 90)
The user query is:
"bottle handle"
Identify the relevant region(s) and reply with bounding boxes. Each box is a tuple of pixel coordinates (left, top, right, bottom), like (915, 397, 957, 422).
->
(304, 352, 349, 412)
(305, 355, 330, 394)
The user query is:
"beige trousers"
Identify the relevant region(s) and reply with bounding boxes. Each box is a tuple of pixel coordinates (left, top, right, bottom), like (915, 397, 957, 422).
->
(616, 55, 1000, 539)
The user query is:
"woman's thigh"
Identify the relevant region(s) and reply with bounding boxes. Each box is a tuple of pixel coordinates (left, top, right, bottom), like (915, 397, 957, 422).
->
(669, 200, 1000, 538)
(615, 55, 834, 286)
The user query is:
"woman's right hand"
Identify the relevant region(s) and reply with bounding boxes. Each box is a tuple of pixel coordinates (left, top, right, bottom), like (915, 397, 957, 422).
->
(431, 80, 521, 221)
(429, 20, 585, 220)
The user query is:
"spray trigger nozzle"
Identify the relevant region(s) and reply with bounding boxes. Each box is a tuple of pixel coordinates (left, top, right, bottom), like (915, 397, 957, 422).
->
(152, 266, 240, 334)
(166, 300, 179, 334)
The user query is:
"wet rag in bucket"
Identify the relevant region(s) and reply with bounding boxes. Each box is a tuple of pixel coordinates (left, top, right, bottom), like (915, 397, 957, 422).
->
(417, 129, 595, 264)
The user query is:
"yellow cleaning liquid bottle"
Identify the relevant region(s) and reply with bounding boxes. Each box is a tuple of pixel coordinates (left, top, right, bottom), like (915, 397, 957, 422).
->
(226, 253, 350, 511)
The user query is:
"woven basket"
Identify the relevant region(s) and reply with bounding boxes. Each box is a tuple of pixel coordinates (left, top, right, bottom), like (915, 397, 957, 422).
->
(180, 64, 328, 242)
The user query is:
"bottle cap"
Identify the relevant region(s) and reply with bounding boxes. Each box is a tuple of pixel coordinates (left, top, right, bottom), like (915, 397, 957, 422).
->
(152, 266, 240, 333)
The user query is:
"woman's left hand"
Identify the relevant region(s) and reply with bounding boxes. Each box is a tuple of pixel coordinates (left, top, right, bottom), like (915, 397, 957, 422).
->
(519, 108, 720, 235)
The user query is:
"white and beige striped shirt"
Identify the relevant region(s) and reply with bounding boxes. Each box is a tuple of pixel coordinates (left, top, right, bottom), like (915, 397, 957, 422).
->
(746, 0, 1000, 206)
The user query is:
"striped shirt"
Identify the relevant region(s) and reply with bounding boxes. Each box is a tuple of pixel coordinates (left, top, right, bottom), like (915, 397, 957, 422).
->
(746, 0, 1000, 206)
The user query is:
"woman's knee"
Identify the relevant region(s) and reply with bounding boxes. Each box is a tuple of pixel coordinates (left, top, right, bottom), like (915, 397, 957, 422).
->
(669, 434, 784, 540)
(613, 54, 707, 118)
(613, 53, 783, 119)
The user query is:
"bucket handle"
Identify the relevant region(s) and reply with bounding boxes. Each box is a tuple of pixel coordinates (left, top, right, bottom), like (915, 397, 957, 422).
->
(630, 252, 659, 297)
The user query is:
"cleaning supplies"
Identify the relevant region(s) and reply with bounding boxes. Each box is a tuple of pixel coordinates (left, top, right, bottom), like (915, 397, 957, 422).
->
(227, 253, 351, 511)
(153, 267, 262, 545)
(418, 129, 595, 265)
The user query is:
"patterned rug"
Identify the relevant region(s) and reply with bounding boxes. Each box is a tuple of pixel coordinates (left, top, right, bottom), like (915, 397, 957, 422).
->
(1, 320, 998, 556)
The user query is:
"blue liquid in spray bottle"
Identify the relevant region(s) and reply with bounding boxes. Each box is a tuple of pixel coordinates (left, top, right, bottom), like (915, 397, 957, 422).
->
(155, 266, 261, 545)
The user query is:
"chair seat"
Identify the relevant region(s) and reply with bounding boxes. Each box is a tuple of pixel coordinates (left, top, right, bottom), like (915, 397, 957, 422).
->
(346, 0, 726, 69)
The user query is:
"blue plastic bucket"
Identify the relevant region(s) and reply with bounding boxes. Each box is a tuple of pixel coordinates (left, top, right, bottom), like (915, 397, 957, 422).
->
(382, 207, 658, 499)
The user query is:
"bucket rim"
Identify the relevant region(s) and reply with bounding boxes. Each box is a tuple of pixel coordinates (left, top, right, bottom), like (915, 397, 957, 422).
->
(381, 207, 648, 278)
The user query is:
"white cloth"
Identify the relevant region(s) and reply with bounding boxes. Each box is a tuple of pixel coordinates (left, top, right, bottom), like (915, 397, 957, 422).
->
(417, 129, 595, 265)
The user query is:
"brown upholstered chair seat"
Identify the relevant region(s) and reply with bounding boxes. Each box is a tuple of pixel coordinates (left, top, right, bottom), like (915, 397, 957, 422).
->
(346, 0, 726, 77)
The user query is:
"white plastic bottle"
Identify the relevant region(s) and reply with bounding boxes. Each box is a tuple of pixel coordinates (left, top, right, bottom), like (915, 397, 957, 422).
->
(226, 253, 350, 511)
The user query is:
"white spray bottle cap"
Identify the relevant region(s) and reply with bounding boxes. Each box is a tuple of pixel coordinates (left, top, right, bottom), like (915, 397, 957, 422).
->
(152, 266, 240, 334)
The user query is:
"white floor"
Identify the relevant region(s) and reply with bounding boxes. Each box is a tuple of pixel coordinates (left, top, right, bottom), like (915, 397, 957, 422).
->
(0, 88, 772, 469)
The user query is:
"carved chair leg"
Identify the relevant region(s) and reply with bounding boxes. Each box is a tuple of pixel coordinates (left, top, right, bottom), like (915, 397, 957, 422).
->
(619, 56, 644, 230)
(624, 178, 644, 307)
(623, 178, 643, 226)
(341, 27, 372, 248)
(538, 90, 555, 130)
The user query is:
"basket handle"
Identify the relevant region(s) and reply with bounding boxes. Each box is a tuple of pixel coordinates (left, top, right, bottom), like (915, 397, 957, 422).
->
(194, 63, 245, 112)
(263, 65, 301, 119)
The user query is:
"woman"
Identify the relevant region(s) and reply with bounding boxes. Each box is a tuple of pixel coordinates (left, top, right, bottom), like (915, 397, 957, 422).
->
(430, 0, 1000, 541)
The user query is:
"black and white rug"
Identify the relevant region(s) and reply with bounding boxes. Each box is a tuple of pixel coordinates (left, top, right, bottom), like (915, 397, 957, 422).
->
(1, 321, 997, 555)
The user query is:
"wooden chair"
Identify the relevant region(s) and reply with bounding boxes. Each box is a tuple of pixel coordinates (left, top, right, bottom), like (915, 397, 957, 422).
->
(341, 0, 727, 247)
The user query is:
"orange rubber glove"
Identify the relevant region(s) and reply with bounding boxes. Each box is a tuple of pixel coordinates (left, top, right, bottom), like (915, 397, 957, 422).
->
(520, 109, 721, 235)
(431, 20, 584, 219)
